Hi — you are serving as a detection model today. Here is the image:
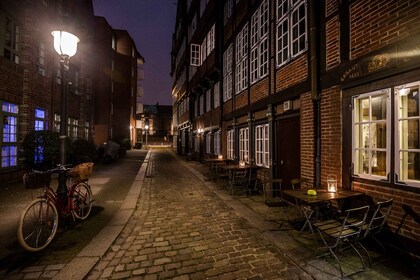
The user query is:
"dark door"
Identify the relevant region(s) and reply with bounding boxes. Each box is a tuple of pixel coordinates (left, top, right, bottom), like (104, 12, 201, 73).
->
(276, 115, 300, 189)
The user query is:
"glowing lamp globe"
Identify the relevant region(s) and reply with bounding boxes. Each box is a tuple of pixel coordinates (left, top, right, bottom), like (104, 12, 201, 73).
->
(52, 31, 80, 57)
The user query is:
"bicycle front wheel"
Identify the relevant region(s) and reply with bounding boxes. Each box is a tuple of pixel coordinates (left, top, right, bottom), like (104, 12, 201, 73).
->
(17, 198, 58, 252)
(72, 182, 93, 220)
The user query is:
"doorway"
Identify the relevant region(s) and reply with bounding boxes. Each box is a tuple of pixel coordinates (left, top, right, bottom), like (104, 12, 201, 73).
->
(275, 115, 301, 189)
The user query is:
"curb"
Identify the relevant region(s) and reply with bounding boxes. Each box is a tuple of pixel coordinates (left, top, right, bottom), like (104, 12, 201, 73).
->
(53, 150, 151, 280)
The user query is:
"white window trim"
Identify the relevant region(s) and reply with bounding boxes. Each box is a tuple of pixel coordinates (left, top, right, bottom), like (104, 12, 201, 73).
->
(255, 124, 269, 167)
(235, 24, 248, 94)
(227, 129, 235, 160)
(394, 81, 420, 188)
(223, 44, 233, 101)
(239, 127, 249, 162)
(276, 0, 307, 68)
(190, 44, 201, 66)
(352, 89, 391, 181)
(250, 0, 269, 85)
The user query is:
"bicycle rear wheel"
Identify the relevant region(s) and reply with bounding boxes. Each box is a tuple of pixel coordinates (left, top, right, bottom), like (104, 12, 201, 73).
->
(17, 198, 58, 252)
(72, 182, 93, 220)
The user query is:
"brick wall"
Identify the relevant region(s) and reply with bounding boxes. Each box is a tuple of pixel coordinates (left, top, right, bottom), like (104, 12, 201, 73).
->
(350, 0, 420, 60)
(320, 87, 342, 187)
(353, 182, 420, 242)
(235, 91, 247, 110)
(223, 99, 233, 115)
(250, 79, 269, 104)
(275, 54, 308, 92)
(325, 15, 340, 70)
(300, 92, 315, 184)
(325, 0, 339, 17)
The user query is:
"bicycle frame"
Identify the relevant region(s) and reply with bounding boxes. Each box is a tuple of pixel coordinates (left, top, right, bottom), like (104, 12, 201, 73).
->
(38, 177, 89, 219)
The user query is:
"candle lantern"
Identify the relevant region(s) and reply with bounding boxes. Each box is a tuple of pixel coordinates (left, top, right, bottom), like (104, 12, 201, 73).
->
(327, 174, 338, 193)
(239, 161, 245, 167)
(218, 155, 223, 160)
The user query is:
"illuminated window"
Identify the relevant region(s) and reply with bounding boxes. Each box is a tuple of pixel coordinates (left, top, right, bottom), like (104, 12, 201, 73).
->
(35, 108, 46, 131)
(255, 124, 269, 167)
(352, 89, 390, 179)
(396, 82, 420, 186)
(1, 101, 18, 168)
(239, 127, 249, 162)
(227, 129, 235, 160)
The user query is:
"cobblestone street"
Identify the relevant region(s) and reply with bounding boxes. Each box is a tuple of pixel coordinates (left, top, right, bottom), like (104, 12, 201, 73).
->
(86, 149, 311, 280)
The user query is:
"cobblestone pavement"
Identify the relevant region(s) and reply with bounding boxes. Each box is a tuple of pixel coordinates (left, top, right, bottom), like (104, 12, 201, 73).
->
(86, 149, 312, 280)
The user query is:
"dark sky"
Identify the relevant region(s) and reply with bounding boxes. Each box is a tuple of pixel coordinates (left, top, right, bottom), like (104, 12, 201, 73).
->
(92, 0, 176, 106)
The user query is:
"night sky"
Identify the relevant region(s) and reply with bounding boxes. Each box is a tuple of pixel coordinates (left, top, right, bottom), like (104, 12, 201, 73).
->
(92, 0, 177, 106)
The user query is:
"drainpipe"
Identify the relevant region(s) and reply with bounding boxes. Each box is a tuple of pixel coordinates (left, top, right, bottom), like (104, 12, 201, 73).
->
(310, 0, 321, 188)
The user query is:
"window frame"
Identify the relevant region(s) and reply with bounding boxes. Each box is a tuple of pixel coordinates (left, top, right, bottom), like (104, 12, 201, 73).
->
(394, 81, 420, 187)
(227, 129, 235, 160)
(1, 101, 19, 168)
(250, 0, 269, 84)
(239, 127, 249, 162)
(223, 44, 233, 101)
(276, 0, 307, 68)
(352, 89, 391, 181)
(255, 124, 269, 167)
(35, 108, 46, 131)
(235, 24, 248, 94)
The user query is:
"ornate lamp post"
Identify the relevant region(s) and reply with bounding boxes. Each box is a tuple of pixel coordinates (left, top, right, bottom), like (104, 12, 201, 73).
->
(51, 30, 79, 204)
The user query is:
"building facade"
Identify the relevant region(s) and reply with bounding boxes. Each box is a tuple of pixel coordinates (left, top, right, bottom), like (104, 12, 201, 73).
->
(0, 0, 95, 181)
(0, 0, 143, 181)
(171, 0, 420, 248)
(93, 21, 144, 147)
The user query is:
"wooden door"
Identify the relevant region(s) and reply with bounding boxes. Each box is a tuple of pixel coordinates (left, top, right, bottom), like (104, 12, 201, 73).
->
(276, 115, 301, 189)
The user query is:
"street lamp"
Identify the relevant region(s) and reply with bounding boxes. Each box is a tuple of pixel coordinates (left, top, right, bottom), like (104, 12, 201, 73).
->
(52, 30, 79, 204)
(145, 124, 149, 146)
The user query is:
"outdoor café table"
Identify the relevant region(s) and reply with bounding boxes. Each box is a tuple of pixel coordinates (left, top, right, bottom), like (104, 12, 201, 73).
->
(220, 164, 261, 193)
(203, 158, 233, 180)
(282, 188, 364, 239)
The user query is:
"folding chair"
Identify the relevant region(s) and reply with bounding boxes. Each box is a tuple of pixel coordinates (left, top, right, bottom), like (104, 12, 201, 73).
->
(314, 205, 370, 278)
(261, 178, 291, 229)
(356, 199, 393, 266)
(228, 169, 248, 195)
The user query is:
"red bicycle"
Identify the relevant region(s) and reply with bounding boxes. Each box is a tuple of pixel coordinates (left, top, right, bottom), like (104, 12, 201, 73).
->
(17, 162, 94, 252)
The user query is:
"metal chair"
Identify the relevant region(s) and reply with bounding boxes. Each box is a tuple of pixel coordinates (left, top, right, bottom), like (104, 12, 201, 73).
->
(314, 205, 370, 279)
(261, 178, 291, 229)
(228, 169, 248, 195)
(356, 198, 393, 266)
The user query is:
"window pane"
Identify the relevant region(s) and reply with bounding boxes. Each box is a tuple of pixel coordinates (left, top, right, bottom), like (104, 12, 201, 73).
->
(354, 149, 369, 175)
(400, 152, 420, 181)
(354, 124, 369, 148)
(371, 123, 387, 149)
(371, 94, 387, 121)
(355, 97, 369, 122)
(371, 151, 386, 176)
(400, 119, 420, 149)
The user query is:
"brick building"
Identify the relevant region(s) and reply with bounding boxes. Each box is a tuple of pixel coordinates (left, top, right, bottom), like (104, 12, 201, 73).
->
(93, 19, 145, 146)
(0, 0, 143, 181)
(0, 0, 95, 181)
(171, 0, 419, 251)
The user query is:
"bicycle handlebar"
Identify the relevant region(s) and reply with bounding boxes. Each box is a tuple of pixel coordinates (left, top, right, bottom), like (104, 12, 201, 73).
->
(31, 164, 73, 175)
